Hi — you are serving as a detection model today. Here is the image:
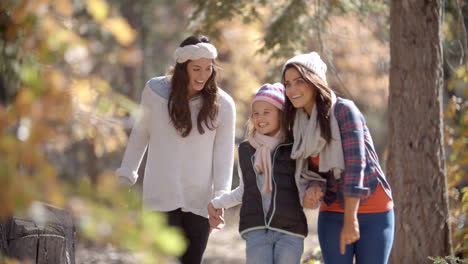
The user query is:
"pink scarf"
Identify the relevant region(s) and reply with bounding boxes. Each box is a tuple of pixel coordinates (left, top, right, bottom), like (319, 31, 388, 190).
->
(248, 130, 284, 193)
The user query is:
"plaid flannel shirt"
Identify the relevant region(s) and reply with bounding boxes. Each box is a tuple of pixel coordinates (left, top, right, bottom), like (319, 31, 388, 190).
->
(308, 98, 392, 207)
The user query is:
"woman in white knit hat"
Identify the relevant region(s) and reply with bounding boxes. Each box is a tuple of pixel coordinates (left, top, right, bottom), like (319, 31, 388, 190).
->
(281, 52, 394, 264)
(116, 35, 236, 264)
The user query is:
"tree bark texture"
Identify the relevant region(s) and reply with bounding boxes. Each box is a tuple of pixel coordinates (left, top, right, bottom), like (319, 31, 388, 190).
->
(1, 203, 75, 264)
(0, 219, 9, 256)
(388, 0, 452, 263)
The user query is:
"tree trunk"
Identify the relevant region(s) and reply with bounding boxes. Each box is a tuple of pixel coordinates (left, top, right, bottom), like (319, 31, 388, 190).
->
(388, 0, 452, 263)
(120, 0, 142, 100)
(0, 219, 9, 256)
(0, 203, 75, 264)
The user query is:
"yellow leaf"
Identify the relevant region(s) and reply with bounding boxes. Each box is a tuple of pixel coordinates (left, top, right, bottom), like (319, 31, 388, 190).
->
(71, 79, 96, 105)
(154, 226, 186, 256)
(15, 88, 34, 116)
(94, 137, 104, 157)
(11, 0, 36, 24)
(455, 65, 467, 78)
(0, 107, 11, 131)
(104, 135, 120, 153)
(116, 107, 128, 117)
(119, 46, 143, 66)
(91, 78, 111, 94)
(13, 0, 51, 24)
(102, 17, 136, 46)
(53, 0, 73, 17)
(86, 0, 109, 22)
(5, 257, 25, 264)
(96, 171, 118, 194)
(45, 70, 67, 90)
(86, 127, 96, 138)
(46, 25, 83, 51)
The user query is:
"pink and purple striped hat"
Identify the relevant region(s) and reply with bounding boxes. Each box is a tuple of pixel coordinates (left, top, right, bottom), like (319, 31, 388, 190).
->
(251, 83, 286, 111)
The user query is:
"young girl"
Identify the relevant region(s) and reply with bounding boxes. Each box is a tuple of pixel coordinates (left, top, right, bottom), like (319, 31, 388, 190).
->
(281, 52, 394, 264)
(208, 83, 307, 264)
(116, 35, 236, 264)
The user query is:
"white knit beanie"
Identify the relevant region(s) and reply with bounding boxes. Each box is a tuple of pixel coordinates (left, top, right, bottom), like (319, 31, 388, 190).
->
(283, 52, 328, 85)
(173, 43, 218, 63)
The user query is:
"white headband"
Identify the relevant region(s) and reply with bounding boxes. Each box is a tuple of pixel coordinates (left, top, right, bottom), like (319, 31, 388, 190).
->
(173, 43, 218, 63)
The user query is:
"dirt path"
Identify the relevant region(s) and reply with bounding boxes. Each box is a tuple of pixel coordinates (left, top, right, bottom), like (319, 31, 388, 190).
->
(75, 207, 321, 263)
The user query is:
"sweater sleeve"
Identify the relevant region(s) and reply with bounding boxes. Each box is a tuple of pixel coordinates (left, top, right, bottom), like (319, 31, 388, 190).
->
(296, 159, 327, 206)
(211, 161, 243, 209)
(116, 84, 151, 184)
(335, 100, 370, 198)
(212, 90, 236, 198)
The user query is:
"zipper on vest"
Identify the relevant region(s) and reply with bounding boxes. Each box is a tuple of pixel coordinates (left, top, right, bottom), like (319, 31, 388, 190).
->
(251, 143, 293, 228)
(266, 143, 292, 227)
(250, 154, 268, 227)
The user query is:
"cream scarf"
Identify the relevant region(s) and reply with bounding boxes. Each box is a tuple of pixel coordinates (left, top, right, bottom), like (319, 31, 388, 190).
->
(291, 92, 344, 182)
(248, 130, 284, 193)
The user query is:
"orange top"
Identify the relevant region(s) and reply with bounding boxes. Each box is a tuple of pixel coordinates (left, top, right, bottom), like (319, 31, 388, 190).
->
(310, 156, 319, 167)
(308, 155, 393, 214)
(320, 183, 393, 213)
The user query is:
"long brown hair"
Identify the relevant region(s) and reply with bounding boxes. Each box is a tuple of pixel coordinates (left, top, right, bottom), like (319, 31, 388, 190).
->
(281, 63, 333, 144)
(168, 35, 219, 137)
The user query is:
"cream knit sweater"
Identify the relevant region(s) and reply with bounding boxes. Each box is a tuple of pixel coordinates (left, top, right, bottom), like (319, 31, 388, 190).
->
(116, 76, 236, 218)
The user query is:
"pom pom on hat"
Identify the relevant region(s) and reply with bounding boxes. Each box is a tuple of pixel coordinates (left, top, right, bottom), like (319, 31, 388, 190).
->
(251, 83, 285, 111)
(283, 52, 328, 85)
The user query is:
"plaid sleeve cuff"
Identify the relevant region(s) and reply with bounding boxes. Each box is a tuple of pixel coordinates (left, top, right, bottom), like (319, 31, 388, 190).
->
(343, 185, 371, 198)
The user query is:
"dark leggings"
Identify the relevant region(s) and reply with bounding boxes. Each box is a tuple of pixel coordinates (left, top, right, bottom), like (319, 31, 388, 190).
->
(167, 209, 210, 264)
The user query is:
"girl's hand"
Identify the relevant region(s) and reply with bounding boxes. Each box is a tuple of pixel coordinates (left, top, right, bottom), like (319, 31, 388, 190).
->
(208, 217, 224, 233)
(339, 216, 360, 255)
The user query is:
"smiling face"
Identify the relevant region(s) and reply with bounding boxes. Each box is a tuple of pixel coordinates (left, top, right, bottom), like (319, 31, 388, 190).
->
(283, 67, 317, 115)
(186, 58, 214, 98)
(252, 100, 281, 136)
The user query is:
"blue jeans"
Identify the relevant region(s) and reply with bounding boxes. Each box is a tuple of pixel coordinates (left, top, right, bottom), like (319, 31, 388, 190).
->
(243, 229, 304, 264)
(318, 209, 395, 264)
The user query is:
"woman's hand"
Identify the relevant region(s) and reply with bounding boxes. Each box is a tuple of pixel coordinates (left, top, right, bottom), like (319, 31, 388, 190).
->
(303, 184, 324, 209)
(340, 215, 360, 254)
(340, 197, 360, 254)
(207, 202, 225, 232)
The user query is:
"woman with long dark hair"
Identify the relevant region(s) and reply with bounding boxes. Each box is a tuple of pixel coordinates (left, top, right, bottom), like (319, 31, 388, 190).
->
(281, 52, 394, 264)
(116, 35, 236, 264)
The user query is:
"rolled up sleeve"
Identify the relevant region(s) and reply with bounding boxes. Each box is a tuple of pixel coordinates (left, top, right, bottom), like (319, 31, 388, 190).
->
(335, 101, 371, 198)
